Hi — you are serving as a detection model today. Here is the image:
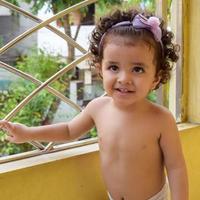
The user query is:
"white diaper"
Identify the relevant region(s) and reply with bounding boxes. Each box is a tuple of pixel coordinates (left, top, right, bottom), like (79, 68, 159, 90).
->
(108, 182, 168, 200)
(148, 182, 168, 200)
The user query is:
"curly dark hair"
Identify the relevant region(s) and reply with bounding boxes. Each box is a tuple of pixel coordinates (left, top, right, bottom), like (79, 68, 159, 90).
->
(89, 9, 179, 89)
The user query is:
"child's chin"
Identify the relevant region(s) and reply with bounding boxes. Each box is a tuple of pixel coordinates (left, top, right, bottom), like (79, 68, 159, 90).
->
(113, 97, 136, 107)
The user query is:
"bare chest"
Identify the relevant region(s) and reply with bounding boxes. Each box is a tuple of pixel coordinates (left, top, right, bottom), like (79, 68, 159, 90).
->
(96, 112, 161, 158)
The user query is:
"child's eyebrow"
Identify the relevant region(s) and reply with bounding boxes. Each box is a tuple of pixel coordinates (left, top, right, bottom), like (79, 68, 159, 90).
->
(105, 61, 148, 68)
(105, 61, 119, 64)
(131, 62, 148, 67)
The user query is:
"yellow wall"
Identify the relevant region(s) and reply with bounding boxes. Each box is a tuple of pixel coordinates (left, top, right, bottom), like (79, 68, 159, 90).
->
(0, 127, 200, 200)
(180, 126, 200, 199)
(185, 0, 200, 123)
(0, 151, 108, 200)
(184, 0, 200, 196)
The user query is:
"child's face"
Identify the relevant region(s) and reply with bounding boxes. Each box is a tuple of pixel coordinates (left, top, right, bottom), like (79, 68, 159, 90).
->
(100, 36, 160, 107)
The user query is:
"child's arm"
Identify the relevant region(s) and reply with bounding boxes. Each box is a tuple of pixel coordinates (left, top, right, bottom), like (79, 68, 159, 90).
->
(160, 112, 188, 200)
(0, 101, 95, 144)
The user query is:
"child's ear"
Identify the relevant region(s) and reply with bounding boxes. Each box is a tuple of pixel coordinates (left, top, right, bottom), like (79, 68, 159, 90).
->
(152, 75, 161, 90)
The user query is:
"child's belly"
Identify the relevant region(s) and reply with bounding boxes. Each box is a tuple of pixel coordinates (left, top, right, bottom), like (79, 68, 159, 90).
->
(99, 140, 165, 200)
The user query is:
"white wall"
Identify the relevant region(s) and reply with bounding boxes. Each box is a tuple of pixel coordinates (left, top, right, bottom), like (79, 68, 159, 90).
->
(37, 5, 94, 57)
(0, 6, 11, 16)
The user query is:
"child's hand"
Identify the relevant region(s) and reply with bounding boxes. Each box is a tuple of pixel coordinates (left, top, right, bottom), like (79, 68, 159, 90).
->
(0, 120, 29, 144)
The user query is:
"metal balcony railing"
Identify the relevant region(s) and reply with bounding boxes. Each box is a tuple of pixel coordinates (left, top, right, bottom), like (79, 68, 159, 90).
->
(0, 0, 98, 163)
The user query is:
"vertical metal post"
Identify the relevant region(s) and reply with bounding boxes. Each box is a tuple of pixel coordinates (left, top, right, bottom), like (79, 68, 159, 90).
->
(155, 0, 169, 108)
(168, 0, 183, 120)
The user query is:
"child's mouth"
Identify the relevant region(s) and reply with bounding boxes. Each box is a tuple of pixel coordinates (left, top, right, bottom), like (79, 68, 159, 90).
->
(115, 88, 134, 93)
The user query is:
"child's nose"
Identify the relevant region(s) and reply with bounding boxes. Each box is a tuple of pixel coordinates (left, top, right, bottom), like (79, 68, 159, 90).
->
(118, 72, 132, 84)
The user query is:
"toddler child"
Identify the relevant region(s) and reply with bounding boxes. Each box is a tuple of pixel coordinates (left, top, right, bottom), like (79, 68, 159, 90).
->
(0, 8, 188, 200)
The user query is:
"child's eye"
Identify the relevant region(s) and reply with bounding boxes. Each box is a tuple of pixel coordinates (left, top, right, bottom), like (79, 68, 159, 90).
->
(132, 66, 145, 74)
(108, 65, 119, 72)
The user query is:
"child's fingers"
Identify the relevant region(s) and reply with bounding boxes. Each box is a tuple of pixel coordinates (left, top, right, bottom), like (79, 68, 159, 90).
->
(0, 120, 7, 128)
(0, 120, 8, 131)
(0, 120, 13, 135)
(4, 121, 13, 131)
(0, 121, 20, 143)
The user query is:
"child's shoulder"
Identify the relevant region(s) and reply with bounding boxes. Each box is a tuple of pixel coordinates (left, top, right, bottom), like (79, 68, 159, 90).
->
(148, 103, 177, 133)
(84, 96, 112, 112)
(149, 102, 175, 123)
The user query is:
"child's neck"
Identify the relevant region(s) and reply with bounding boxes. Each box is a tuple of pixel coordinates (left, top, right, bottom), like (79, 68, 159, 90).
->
(111, 98, 151, 113)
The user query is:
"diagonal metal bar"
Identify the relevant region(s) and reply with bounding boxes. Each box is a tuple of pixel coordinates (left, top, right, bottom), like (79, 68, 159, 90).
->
(0, 137, 98, 164)
(2, 53, 90, 149)
(44, 93, 107, 151)
(0, 0, 88, 54)
(0, 0, 97, 55)
(3, 52, 90, 121)
(0, 0, 96, 153)
(27, 141, 45, 150)
(0, 61, 82, 112)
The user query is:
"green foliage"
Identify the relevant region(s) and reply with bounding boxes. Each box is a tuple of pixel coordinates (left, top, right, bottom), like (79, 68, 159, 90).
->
(17, 48, 66, 81)
(0, 36, 3, 48)
(139, 0, 156, 12)
(147, 90, 157, 103)
(89, 127, 97, 138)
(5, 0, 20, 16)
(0, 48, 69, 156)
(95, 0, 156, 19)
(97, 0, 122, 8)
(20, 0, 122, 14)
(6, 0, 19, 7)
(95, 0, 122, 18)
(19, 0, 88, 14)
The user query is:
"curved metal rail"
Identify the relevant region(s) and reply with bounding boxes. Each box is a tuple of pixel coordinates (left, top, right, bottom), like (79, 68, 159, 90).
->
(0, 0, 97, 158)
(3, 52, 90, 121)
(0, 61, 82, 112)
(0, 0, 96, 54)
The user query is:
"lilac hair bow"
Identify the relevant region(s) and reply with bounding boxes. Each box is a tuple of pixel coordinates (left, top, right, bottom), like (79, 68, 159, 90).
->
(112, 14, 162, 42)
